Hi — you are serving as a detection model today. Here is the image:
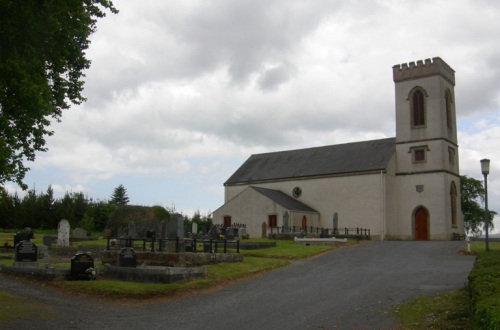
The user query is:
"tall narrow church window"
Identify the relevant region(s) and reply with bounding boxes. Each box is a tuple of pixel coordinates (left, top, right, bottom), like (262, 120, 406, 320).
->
(412, 90, 425, 127)
(445, 89, 453, 129)
(223, 216, 232, 227)
(268, 215, 277, 228)
(450, 182, 457, 227)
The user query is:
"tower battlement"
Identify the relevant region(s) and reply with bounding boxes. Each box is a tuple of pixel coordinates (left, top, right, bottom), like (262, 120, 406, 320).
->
(393, 57, 455, 85)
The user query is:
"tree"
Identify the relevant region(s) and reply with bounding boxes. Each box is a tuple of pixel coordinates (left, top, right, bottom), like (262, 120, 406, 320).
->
(110, 184, 129, 206)
(0, 1, 117, 189)
(460, 175, 496, 236)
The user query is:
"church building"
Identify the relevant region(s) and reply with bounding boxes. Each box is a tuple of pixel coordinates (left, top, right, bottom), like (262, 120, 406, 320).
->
(212, 57, 465, 240)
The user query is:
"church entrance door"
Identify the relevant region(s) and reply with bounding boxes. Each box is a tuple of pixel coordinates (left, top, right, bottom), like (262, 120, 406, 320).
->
(414, 207, 429, 240)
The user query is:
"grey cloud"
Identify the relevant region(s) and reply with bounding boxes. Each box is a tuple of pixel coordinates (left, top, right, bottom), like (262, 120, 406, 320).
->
(257, 64, 295, 91)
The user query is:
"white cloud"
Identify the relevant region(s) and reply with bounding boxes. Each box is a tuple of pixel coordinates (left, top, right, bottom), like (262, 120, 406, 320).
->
(7, 0, 500, 223)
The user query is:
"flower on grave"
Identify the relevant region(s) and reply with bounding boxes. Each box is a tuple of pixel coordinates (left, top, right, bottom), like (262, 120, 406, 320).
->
(86, 267, 96, 280)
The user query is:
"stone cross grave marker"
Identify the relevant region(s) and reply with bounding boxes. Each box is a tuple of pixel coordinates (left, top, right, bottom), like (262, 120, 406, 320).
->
(70, 252, 95, 280)
(118, 247, 137, 268)
(15, 240, 38, 262)
(57, 219, 70, 247)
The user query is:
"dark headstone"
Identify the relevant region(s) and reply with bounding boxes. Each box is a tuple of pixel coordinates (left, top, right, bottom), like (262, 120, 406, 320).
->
(70, 253, 95, 280)
(14, 232, 31, 246)
(15, 241, 38, 262)
(42, 235, 52, 247)
(117, 247, 137, 268)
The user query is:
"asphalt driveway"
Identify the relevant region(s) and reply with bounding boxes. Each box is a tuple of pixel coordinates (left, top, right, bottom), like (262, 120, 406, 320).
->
(0, 241, 475, 329)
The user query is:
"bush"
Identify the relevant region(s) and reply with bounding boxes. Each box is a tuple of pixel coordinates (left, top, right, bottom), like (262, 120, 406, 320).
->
(468, 250, 500, 329)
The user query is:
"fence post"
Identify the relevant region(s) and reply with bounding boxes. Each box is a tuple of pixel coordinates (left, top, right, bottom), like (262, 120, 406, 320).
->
(106, 237, 111, 250)
(175, 237, 179, 253)
(224, 239, 227, 253)
(193, 238, 197, 253)
(214, 240, 218, 253)
(237, 240, 240, 253)
(150, 235, 155, 252)
(142, 239, 146, 251)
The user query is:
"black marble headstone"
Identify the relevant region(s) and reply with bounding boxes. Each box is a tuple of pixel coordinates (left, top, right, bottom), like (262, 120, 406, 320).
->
(70, 253, 95, 280)
(14, 232, 31, 247)
(118, 247, 137, 268)
(15, 241, 38, 262)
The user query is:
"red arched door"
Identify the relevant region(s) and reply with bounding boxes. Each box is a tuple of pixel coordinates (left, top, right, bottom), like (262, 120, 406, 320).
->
(414, 207, 429, 240)
(301, 216, 307, 230)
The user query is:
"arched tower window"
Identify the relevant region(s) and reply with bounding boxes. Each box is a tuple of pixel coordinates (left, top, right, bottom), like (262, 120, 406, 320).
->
(445, 89, 453, 129)
(450, 182, 457, 227)
(410, 88, 426, 127)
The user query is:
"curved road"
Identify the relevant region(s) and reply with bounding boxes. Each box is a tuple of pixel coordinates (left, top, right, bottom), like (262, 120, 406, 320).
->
(1, 241, 475, 329)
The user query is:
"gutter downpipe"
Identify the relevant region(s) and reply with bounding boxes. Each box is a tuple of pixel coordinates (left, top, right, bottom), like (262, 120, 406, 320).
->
(380, 170, 385, 241)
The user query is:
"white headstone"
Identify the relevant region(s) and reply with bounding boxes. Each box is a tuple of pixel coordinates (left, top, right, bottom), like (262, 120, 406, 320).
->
(192, 222, 198, 235)
(57, 219, 70, 247)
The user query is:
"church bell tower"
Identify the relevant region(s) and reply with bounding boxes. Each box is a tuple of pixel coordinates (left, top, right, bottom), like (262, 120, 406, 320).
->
(391, 57, 464, 240)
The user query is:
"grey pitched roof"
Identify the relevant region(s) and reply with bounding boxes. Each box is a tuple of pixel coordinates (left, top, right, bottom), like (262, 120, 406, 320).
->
(251, 187, 317, 213)
(225, 137, 395, 184)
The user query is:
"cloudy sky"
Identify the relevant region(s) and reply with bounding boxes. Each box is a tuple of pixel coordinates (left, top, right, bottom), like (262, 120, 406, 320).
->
(7, 0, 500, 230)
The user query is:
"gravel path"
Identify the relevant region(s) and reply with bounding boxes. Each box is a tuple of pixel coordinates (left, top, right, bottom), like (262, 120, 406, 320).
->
(0, 241, 475, 329)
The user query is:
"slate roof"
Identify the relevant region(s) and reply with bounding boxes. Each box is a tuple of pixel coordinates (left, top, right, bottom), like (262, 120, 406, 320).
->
(251, 187, 317, 213)
(225, 137, 396, 184)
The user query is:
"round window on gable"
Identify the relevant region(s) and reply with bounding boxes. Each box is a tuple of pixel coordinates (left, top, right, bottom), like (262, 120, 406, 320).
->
(292, 187, 302, 198)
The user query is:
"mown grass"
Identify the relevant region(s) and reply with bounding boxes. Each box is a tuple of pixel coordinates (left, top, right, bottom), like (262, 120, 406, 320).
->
(394, 241, 500, 329)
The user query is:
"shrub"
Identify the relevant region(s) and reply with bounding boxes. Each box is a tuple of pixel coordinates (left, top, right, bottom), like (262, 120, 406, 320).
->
(468, 250, 500, 329)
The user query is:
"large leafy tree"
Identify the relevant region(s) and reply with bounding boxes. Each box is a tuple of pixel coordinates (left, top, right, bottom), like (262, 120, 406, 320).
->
(460, 175, 496, 236)
(0, 0, 117, 189)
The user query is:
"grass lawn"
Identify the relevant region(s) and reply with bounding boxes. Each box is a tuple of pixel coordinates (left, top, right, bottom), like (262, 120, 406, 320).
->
(394, 241, 500, 329)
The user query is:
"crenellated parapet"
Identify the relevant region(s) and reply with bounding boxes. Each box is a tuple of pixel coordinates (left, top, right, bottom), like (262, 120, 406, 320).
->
(393, 57, 455, 85)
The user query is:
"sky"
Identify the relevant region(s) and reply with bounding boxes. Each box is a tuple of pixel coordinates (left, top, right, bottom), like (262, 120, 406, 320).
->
(6, 0, 500, 231)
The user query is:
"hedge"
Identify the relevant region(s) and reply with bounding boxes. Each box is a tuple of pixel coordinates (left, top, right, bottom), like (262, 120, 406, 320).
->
(468, 250, 500, 329)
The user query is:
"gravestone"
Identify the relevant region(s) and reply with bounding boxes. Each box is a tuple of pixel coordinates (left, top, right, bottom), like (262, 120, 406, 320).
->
(238, 227, 248, 238)
(225, 227, 235, 240)
(72, 228, 87, 239)
(127, 222, 136, 237)
(160, 220, 167, 239)
(333, 212, 339, 235)
(14, 232, 31, 246)
(167, 213, 184, 239)
(15, 241, 38, 262)
(117, 247, 137, 268)
(261, 221, 267, 238)
(70, 252, 95, 280)
(42, 235, 53, 247)
(57, 219, 70, 247)
(283, 212, 290, 231)
(192, 222, 198, 235)
(104, 229, 112, 238)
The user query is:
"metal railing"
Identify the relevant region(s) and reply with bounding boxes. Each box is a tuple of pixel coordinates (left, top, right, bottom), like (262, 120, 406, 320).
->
(269, 226, 371, 238)
(105, 236, 240, 253)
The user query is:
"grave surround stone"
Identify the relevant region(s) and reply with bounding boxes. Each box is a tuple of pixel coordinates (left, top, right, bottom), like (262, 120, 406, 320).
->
(15, 241, 38, 262)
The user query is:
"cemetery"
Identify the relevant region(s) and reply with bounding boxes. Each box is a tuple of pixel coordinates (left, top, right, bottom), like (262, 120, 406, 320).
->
(0, 214, 248, 284)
